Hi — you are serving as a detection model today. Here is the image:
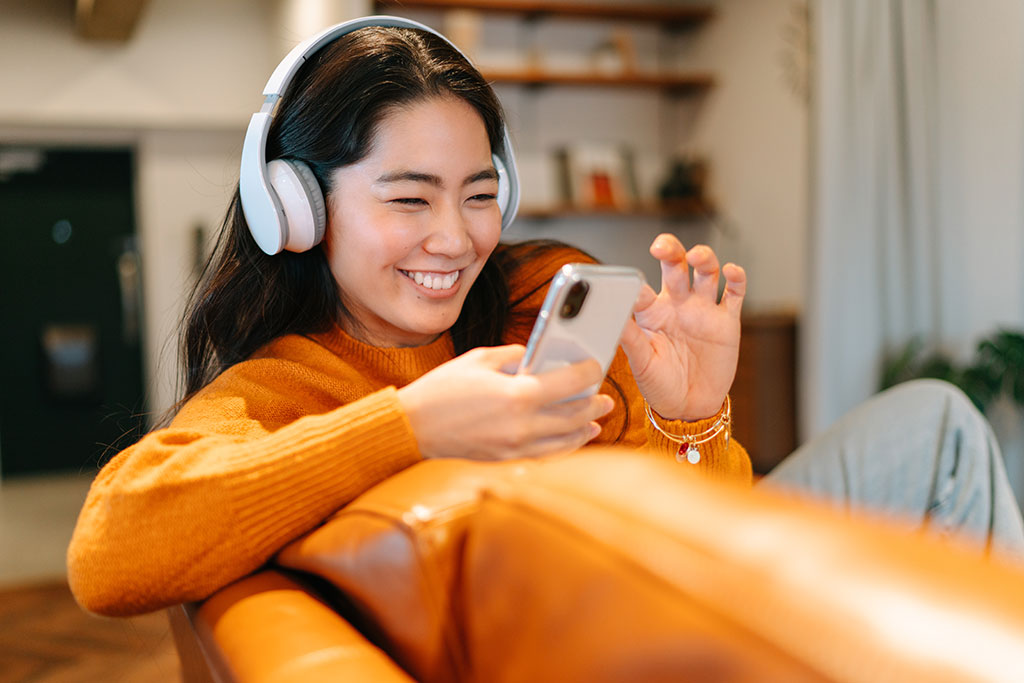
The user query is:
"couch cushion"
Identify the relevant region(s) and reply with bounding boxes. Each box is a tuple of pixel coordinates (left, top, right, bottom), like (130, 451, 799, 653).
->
(459, 450, 1024, 682)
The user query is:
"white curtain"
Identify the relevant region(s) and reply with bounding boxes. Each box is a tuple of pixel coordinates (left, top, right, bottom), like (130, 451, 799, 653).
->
(803, 1, 1024, 456)
(803, 0, 941, 437)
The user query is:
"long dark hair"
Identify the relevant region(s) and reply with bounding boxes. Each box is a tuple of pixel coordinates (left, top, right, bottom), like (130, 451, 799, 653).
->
(178, 26, 511, 404)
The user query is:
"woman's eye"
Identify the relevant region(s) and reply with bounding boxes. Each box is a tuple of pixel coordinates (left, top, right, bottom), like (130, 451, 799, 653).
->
(469, 193, 497, 203)
(392, 197, 427, 206)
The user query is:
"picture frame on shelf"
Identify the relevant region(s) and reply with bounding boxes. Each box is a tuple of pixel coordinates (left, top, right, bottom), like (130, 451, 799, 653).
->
(555, 144, 637, 211)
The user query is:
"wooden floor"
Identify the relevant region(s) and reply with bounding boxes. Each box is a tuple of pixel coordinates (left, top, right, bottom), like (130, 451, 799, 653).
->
(0, 580, 181, 682)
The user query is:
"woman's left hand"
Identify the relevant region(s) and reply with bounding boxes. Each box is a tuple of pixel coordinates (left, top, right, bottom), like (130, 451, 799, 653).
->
(620, 234, 746, 421)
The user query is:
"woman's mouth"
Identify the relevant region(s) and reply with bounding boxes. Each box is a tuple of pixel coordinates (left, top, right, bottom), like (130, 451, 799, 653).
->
(399, 269, 461, 291)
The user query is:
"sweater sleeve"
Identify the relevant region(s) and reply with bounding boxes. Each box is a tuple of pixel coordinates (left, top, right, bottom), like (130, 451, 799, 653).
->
(67, 360, 422, 616)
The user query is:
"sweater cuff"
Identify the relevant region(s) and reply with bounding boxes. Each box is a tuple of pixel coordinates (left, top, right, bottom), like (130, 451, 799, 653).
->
(645, 398, 731, 473)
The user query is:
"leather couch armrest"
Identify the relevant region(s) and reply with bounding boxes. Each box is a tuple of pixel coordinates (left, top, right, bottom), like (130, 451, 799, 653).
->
(188, 570, 414, 683)
(275, 458, 540, 682)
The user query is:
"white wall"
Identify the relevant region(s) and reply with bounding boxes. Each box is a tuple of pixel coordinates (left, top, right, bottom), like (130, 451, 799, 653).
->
(687, 0, 809, 313)
(934, 1, 1024, 355)
(933, 1, 1024, 501)
(0, 0, 809, 417)
(0, 0, 276, 128)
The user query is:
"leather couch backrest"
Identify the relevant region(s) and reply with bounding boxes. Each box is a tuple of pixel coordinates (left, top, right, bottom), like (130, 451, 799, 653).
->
(277, 449, 1024, 682)
(462, 451, 1024, 682)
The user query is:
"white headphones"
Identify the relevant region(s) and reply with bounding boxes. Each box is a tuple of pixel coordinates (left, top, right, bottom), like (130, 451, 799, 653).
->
(239, 15, 521, 255)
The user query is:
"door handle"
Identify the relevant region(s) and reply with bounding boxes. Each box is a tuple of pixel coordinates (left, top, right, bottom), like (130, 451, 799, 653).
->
(117, 237, 141, 345)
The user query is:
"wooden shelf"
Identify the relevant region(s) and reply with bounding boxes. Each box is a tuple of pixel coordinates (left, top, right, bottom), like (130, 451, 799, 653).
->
(518, 199, 713, 220)
(483, 68, 714, 92)
(374, 1, 714, 26)
(373, 1, 720, 224)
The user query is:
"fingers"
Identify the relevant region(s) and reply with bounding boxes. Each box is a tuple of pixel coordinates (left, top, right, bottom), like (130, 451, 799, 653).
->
(517, 422, 602, 459)
(541, 393, 614, 421)
(721, 262, 747, 318)
(650, 234, 691, 296)
(686, 245, 720, 300)
(649, 233, 744, 315)
(475, 344, 527, 374)
(494, 393, 612, 460)
(519, 356, 604, 403)
(504, 360, 609, 451)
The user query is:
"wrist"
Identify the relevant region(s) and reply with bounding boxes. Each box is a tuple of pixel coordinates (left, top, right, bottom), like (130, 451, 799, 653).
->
(647, 402, 723, 424)
(396, 385, 434, 460)
(644, 396, 731, 465)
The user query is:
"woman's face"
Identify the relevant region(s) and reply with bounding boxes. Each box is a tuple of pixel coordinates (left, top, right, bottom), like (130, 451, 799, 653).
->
(325, 96, 503, 347)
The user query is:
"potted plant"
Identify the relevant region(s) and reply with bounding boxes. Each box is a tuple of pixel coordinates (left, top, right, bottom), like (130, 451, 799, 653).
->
(881, 330, 1024, 413)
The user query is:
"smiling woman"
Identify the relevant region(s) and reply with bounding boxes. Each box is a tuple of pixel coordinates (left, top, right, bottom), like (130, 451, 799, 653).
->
(325, 97, 503, 348)
(65, 15, 755, 618)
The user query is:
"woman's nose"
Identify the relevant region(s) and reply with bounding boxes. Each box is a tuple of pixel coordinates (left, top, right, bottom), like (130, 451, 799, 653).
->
(422, 204, 471, 255)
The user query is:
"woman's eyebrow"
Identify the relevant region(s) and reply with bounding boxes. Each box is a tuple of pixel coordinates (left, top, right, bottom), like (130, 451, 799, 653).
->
(374, 170, 442, 186)
(464, 168, 499, 185)
(374, 168, 498, 187)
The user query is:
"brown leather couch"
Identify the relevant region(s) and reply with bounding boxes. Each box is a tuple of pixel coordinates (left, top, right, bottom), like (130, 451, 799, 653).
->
(170, 449, 1024, 682)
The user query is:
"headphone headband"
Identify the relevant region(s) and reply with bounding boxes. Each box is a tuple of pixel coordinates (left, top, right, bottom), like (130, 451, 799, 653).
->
(263, 17, 432, 99)
(240, 15, 520, 255)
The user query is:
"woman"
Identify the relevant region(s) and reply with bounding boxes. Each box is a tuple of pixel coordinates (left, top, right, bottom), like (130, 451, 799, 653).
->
(67, 19, 748, 617)
(68, 18, 1023, 617)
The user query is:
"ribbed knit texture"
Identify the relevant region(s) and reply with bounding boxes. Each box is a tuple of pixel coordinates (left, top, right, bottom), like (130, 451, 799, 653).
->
(67, 245, 750, 616)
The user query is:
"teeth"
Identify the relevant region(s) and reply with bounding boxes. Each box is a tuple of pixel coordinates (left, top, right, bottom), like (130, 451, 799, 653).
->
(402, 270, 460, 291)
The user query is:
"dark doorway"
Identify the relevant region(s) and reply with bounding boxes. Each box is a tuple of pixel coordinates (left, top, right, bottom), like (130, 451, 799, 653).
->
(0, 147, 146, 476)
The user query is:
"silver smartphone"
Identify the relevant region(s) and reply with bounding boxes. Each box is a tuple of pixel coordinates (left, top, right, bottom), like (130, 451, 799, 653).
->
(518, 263, 646, 400)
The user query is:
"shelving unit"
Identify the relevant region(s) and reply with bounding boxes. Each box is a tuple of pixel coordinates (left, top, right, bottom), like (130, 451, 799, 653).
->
(518, 198, 714, 221)
(375, 0, 712, 25)
(481, 68, 713, 92)
(373, 0, 717, 221)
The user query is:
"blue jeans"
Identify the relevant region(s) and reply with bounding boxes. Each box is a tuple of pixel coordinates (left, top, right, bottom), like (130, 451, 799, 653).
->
(761, 380, 1024, 561)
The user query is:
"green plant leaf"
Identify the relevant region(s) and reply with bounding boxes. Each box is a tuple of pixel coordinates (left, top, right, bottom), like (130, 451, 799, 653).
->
(879, 329, 1024, 412)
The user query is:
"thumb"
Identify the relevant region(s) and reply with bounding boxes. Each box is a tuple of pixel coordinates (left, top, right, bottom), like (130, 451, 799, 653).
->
(633, 283, 658, 312)
(619, 319, 653, 375)
(475, 344, 527, 373)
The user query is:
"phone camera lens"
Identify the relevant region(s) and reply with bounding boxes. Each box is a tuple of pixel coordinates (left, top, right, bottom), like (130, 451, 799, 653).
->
(559, 280, 590, 319)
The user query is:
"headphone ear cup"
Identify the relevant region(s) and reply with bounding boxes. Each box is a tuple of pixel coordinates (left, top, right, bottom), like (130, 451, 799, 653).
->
(493, 152, 511, 220)
(267, 159, 327, 252)
(493, 130, 519, 230)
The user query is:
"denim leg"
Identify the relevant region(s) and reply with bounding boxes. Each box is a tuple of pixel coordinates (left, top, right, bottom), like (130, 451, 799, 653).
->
(761, 379, 1024, 560)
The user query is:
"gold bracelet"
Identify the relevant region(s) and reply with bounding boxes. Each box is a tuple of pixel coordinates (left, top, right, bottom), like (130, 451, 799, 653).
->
(644, 396, 731, 465)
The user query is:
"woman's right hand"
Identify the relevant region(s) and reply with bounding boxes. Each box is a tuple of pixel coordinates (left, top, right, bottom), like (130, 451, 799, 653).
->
(397, 344, 613, 461)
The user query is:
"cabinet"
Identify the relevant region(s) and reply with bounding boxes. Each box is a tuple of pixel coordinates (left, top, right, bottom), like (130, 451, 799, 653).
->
(373, 0, 717, 222)
(731, 312, 799, 475)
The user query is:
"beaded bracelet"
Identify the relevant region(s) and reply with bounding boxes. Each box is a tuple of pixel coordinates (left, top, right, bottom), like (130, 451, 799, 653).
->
(643, 396, 731, 464)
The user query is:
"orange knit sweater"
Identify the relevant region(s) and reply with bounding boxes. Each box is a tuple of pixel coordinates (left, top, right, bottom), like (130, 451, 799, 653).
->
(67, 245, 750, 616)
